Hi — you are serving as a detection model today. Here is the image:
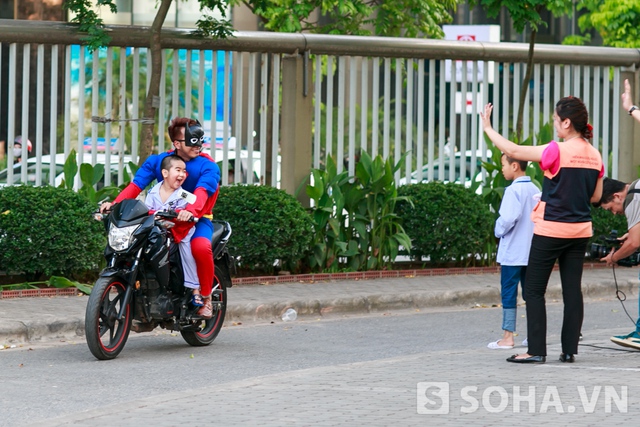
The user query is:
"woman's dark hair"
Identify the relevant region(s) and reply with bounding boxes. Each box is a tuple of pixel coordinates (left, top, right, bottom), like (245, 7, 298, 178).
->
(556, 96, 593, 140)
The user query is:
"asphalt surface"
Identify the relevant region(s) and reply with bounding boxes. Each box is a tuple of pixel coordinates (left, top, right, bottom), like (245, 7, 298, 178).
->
(1, 265, 638, 346)
(3, 266, 640, 426)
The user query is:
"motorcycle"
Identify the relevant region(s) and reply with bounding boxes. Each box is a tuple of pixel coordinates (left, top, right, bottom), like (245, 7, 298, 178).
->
(85, 198, 233, 360)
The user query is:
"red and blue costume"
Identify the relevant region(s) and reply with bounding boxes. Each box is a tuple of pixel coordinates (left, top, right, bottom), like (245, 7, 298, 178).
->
(114, 151, 221, 296)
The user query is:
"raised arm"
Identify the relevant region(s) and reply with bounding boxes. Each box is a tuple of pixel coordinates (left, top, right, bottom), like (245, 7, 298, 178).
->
(622, 79, 640, 123)
(480, 103, 547, 162)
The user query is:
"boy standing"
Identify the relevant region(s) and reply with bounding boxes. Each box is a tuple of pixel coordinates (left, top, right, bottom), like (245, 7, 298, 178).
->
(488, 154, 540, 349)
(145, 155, 206, 313)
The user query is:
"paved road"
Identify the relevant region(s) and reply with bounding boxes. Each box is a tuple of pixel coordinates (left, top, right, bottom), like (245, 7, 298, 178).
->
(1, 266, 638, 345)
(2, 295, 639, 426)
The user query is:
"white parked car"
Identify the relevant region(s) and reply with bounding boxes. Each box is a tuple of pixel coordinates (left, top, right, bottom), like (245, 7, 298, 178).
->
(209, 148, 281, 186)
(398, 150, 490, 189)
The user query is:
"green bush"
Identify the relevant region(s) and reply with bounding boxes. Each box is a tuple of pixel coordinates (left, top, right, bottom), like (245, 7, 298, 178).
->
(0, 185, 105, 280)
(306, 153, 412, 272)
(397, 182, 494, 266)
(590, 206, 628, 244)
(213, 185, 313, 274)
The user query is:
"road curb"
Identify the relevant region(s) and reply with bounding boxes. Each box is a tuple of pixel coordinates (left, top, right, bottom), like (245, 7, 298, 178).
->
(1, 278, 637, 345)
(225, 279, 637, 322)
(0, 318, 86, 346)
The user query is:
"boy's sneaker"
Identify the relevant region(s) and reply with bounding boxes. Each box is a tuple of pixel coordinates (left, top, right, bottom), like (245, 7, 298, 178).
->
(610, 331, 640, 350)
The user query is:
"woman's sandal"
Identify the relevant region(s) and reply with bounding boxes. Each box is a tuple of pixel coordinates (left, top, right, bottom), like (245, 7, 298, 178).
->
(197, 295, 213, 319)
(191, 293, 204, 307)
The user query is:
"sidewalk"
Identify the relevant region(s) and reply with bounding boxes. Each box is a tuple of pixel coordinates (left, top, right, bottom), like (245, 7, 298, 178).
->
(1, 265, 638, 346)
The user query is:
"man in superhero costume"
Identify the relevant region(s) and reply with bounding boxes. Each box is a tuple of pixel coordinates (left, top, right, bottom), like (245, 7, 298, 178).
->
(101, 118, 221, 318)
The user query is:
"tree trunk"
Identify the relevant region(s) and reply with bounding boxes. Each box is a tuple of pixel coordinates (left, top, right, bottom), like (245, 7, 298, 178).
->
(515, 27, 537, 143)
(138, 0, 173, 166)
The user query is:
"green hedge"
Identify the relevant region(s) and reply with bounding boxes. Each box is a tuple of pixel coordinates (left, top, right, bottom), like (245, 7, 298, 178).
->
(590, 206, 628, 244)
(0, 177, 622, 281)
(213, 185, 313, 273)
(397, 182, 494, 266)
(0, 185, 105, 280)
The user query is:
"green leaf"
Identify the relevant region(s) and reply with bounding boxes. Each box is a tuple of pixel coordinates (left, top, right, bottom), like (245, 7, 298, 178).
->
(342, 240, 360, 257)
(394, 233, 413, 251)
(96, 186, 121, 203)
(47, 275, 75, 288)
(306, 170, 325, 201)
(62, 149, 79, 190)
(334, 241, 348, 253)
(79, 163, 96, 187)
(352, 220, 369, 241)
(313, 243, 326, 268)
(92, 164, 105, 185)
(367, 256, 378, 270)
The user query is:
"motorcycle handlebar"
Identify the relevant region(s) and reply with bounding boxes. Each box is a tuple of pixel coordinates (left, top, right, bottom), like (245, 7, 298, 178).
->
(154, 210, 198, 223)
(93, 212, 108, 221)
(92, 208, 198, 223)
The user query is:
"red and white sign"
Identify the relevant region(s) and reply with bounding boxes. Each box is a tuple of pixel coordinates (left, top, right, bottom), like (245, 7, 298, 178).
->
(443, 25, 500, 84)
(455, 90, 483, 115)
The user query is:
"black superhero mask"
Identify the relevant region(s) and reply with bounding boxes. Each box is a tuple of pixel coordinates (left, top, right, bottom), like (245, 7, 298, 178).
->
(184, 120, 204, 147)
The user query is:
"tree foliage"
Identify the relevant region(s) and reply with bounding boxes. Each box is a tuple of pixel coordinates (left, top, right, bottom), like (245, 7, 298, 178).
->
(471, 0, 573, 141)
(477, 0, 572, 32)
(231, 0, 459, 37)
(64, 0, 232, 44)
(574, 0, 640, 48)
(62, 0, 117, 50)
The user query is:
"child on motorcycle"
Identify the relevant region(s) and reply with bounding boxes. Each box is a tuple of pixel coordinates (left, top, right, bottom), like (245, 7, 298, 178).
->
(144, 154, 209, 316)
(101, 118, 220, 320)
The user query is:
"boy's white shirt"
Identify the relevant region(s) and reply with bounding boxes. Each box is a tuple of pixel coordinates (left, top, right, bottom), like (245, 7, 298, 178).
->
(145, 180, 199, 289)
(495, 176, 540, 266)
(145, 181, 189, 211)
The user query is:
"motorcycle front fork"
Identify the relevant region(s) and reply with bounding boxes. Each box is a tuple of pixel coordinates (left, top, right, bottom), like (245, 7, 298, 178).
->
(117, 247, 144, 321)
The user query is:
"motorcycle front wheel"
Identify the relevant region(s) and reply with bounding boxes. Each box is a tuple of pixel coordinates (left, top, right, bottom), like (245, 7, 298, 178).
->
(85, 277, 132, 360)
(181, 263, 229, 346)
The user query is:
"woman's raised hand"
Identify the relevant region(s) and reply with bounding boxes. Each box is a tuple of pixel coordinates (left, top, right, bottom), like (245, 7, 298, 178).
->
(622, 79, 633, 112)
(480, 103, 494, 131)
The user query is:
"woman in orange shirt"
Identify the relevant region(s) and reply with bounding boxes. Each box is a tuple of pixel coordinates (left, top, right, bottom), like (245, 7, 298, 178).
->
(481, 97, 604, 364)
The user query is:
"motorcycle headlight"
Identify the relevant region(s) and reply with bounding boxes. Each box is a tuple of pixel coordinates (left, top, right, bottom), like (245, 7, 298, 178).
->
(108, 223, 140, 251)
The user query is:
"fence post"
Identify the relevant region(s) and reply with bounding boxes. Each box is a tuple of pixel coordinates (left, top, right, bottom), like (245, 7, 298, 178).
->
(280, 51, 312, 208)
(619, 68, 639, 182)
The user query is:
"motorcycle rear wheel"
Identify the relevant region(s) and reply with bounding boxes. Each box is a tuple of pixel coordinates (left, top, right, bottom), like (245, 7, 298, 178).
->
(85, 277, 132, 360)
(181, 263, 229, 346)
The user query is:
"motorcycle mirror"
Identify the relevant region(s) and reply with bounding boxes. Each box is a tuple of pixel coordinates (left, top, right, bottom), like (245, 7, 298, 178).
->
(178, 189, 197, 205)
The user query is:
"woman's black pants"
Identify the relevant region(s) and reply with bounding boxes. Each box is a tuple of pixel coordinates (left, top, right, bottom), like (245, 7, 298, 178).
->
(525, 234, 589, 356)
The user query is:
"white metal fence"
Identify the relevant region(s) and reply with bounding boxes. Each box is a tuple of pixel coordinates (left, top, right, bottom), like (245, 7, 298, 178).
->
(1, 19, 639, 191)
